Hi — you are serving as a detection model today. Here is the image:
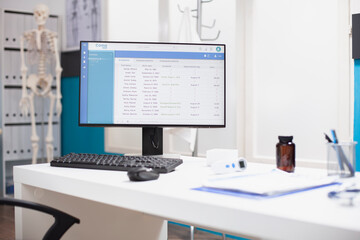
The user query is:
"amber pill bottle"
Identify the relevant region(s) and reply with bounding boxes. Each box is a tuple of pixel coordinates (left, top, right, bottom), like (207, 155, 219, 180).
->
(276, 136, 295, 172)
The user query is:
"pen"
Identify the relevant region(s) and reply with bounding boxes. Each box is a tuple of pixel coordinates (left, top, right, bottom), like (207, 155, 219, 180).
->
(330, 129, 347, 172)
(330, 129, 338, 144)
(338, 146, 355, 176)
(324, 133, 332, 143)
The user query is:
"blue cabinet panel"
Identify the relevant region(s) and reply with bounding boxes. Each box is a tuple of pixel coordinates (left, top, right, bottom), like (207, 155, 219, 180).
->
(355, 59, 360, 171)
(61, 77, 107, 155)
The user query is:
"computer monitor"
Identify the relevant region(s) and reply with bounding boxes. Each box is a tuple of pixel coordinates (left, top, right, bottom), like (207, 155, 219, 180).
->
(79, 41, 226, 155)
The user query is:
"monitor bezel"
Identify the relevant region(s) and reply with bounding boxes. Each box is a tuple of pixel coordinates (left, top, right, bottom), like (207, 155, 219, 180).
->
(78, 40, 226, 128)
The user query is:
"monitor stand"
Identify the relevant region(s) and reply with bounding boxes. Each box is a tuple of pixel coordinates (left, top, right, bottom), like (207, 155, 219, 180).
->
(142, 127, 163, 156)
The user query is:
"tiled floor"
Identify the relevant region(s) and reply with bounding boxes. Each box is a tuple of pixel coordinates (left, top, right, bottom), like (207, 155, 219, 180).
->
(0, 205, 15, 240)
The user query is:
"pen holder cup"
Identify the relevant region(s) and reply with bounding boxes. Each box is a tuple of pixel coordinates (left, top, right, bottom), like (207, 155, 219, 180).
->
(327, 142, 357, 178)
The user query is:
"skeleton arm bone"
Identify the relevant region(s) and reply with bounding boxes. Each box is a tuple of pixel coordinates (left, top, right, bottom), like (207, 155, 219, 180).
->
(19, 34, 30, 115)
(52, 34, 63, 116)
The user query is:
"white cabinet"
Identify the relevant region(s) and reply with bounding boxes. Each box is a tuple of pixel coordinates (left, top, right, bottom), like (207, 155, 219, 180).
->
(243, 0, 352, 167)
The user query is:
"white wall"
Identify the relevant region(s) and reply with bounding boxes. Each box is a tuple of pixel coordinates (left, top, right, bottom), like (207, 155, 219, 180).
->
(352, 0, 360, 14)
(106, 0, 159, 42)
(244, 0, 352, 167)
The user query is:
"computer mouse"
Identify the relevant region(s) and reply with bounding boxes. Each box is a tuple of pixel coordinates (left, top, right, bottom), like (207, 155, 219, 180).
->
(127, 167, 160, 181)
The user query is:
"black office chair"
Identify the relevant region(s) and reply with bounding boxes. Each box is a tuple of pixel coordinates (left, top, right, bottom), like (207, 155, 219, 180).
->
(0, 198, 80, 240)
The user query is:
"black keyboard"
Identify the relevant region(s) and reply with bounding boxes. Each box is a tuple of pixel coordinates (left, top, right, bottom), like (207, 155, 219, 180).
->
(50, 153, 183, 173)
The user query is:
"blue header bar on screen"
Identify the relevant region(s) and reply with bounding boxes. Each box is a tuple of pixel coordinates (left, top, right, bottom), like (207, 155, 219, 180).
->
(114, 51, 224, 60)
(80, 42, 89, 123)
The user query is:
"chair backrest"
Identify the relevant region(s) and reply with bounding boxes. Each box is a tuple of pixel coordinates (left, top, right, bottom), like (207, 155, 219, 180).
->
(0, 198, 80, 240)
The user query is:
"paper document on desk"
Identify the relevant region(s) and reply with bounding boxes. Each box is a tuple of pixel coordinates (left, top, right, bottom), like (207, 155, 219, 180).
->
(203, 169, 338, 196)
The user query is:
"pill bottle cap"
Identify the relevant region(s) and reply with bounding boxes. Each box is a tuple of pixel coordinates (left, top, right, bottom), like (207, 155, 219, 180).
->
(278, 136, 293, 143)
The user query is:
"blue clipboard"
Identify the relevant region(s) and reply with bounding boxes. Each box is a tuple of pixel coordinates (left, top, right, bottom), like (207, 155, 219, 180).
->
(193, 182, 340, 200)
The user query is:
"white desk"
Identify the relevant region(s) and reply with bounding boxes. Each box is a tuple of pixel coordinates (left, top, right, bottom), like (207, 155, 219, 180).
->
(14, 157, 360, 240)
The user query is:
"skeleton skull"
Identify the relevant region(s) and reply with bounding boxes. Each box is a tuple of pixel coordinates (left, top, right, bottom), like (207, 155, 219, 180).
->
(33, 4, 49, 26)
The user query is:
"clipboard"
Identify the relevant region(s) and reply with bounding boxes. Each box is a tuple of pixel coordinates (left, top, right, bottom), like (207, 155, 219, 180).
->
(194, 169, 340, 199)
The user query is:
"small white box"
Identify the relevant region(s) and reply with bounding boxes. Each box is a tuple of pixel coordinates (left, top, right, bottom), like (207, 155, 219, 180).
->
(206, 149, 238, 166)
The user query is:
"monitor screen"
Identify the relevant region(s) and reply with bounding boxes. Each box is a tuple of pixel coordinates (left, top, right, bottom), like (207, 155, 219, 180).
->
(79, 41, 226, 128)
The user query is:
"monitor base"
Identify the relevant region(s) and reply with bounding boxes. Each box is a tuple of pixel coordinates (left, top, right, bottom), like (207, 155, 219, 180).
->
(142, 127, 163, 156)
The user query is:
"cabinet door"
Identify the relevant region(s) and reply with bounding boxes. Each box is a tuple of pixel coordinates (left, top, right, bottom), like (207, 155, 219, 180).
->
(244, 0, 351, 167)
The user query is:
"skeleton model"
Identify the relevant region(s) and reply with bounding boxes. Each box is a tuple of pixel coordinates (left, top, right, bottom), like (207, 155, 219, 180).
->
(19, 4, 62, 164)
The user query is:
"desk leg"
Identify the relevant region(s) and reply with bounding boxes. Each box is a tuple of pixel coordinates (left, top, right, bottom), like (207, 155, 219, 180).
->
(14, 181, 24, 239)
(14, 183, 167, 240)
